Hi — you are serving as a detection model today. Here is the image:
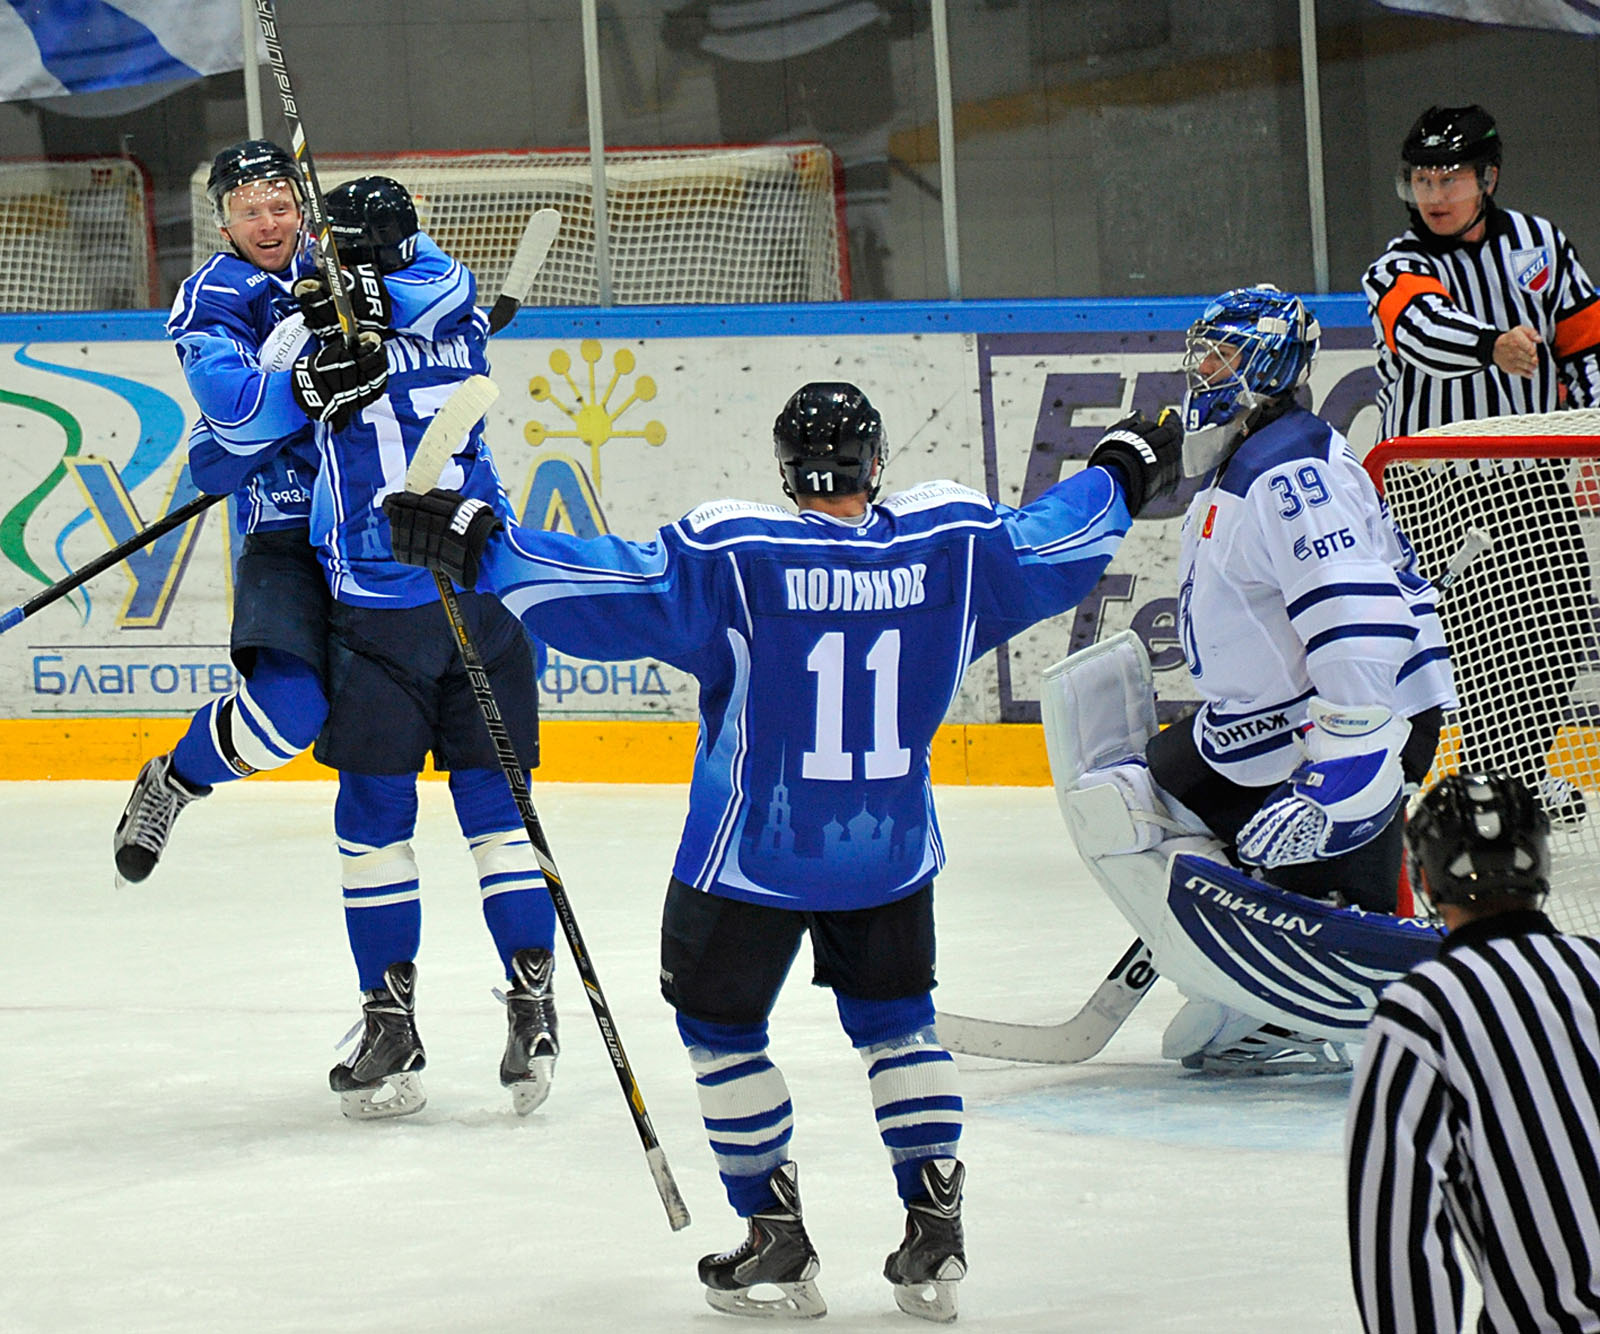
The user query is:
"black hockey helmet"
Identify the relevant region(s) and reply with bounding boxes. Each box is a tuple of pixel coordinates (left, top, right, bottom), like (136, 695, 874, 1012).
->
(206, 139, 301, 222)
(1405, 772, 1550, 909)
(325, 176, 419, 273)
(774, 382, 887, 501)
(1401, 105, 1502, 170)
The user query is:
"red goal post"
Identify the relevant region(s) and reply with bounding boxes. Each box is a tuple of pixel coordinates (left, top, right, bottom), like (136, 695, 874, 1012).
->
(1365, 410, 1600, 933)
(189, 144, 848, 306)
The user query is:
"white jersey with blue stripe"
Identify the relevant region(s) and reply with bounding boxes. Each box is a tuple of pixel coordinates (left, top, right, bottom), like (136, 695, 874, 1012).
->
(478, 469, 1130, 910)
(170, 233, 477, 536)
(311, 312, 509, 608)
(1177, 406, 1456, 787)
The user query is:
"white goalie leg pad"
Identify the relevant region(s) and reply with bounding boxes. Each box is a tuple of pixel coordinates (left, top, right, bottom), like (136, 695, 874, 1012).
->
(1148, 852, 1443, 1045)
(1041, 629, 1159, 803)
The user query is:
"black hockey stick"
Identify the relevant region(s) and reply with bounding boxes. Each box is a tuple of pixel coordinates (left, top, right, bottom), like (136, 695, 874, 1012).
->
(0, 490, 223, 635)
(405, 381, 691, 1233)
(254, 0, 359, 345)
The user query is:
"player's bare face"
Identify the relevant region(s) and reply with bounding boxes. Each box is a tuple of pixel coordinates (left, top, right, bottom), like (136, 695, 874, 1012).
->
(221, 180, 302, 272)
(1407, 166, 1487, 239)
(1197, 343, 1243, 387)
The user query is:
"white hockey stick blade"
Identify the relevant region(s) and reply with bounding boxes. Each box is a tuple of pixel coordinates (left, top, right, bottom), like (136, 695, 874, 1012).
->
(1434, 526, 1493, 593)
(487, 208, 561, 334)
(936, 939, 1157, 1064)
(403, 374, 500, 494)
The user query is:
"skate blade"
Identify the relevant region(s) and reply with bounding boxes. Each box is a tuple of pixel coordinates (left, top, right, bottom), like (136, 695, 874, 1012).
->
(338, 1072, 427, 1120)
(892, 1278, 960, 1323)
(704, 1279, 827, 1319)
(508, 1055, 555, 1115)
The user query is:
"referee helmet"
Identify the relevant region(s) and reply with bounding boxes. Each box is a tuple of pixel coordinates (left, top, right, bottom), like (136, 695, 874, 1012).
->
(1406, 773, 1551, 909)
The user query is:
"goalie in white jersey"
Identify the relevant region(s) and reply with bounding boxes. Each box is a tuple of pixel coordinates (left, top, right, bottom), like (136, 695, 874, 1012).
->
(1070, 285, 1457, 1074)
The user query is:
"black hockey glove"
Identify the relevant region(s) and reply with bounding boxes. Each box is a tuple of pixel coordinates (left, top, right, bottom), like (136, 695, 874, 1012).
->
(1086, 409, 1183, 518)
(290, 330, 388, 432)
(382, 488, 503, 591)
(293, 265, 392, 343)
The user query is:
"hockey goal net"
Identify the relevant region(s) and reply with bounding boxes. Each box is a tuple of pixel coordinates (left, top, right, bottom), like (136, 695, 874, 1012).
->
(189, 145, 846, 305)
(1366, 410, 1600, 934)
(0, 157, 157, 311)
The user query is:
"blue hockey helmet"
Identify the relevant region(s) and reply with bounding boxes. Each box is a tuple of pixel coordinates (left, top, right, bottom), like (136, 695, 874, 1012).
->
(325, 176, 419, 273)
(774, 382, 888, 501)
(206, 139, 301, 223)
(1406, 772, 1550, 909)
(1181, 284, 1320, 432)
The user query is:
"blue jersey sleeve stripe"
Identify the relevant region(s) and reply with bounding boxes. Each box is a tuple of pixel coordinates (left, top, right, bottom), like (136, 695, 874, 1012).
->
(1304, 623, 1418, 653)
(1201, 688, 1316, 726)
(1286, 582, 1406, 618)
(1396, 644, 1452, 684)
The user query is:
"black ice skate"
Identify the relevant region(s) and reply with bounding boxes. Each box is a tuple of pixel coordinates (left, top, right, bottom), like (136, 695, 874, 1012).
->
(499, 947, 559, 1115)
(329, 962, 426, 1119)
(884, 1158, 967, 1323)
(699, 1161, 826, 1319)
(113, 752, 210, 886)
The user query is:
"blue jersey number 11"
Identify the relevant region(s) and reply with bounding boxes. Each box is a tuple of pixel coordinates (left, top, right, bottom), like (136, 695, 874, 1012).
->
(802, 629, 910, 781)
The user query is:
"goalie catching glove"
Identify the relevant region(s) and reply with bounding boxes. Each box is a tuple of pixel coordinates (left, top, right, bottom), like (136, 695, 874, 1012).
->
(292, 266, 392, 343)
(383, 488, 502, 590)
(1235, 698, 1411, 868)
(1086, 409, 1183, 517)
(291, 331, 388, 432)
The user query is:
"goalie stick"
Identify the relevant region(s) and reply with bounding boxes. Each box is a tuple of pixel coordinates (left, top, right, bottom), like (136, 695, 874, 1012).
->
(936, 938, 1158, 1064)
(404, 378, 691, 1233)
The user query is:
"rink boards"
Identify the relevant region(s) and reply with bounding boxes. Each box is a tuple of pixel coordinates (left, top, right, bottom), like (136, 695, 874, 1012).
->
(0, 296, 1385, 781)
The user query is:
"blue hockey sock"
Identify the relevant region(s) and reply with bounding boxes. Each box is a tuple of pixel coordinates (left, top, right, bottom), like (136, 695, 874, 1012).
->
(449, 768, 554, 975)
(335, 772, 422, 992)
(677, 1013, 795, 1217)
(171, 649, 326, 788)
(837, 992, 963, 1203)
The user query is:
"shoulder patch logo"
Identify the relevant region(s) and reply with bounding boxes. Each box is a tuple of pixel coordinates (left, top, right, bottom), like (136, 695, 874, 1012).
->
(1511, 245, 1552, 294)
(1201, 504, 1217, 539)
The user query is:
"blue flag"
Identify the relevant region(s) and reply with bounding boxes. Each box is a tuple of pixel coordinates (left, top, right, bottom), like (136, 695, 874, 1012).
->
(0, 0, 259, 102)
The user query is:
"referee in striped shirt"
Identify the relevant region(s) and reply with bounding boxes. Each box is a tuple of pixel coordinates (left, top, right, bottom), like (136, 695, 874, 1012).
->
(1346, 772, 1600, 1332)
(1363, 105, 1599, 826)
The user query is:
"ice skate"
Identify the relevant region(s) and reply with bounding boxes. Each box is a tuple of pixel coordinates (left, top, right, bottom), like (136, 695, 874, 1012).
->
(1164, 998, 1350, 1076)
(884, 1158, 966, 1323)
(330, 962, 427, 1119)
(113, 753, 210, 886)
(499, 947, 558, 1114)
(699, 1161, 825, 1319)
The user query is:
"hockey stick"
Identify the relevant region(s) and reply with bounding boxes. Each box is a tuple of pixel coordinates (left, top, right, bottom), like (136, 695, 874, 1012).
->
(486, 208, 561, 334)
(0, 490, 223, 635)
(406, 394, 691, 1233)
(1435, 526, 1493, 592)
(936, 938, 1158, 1064)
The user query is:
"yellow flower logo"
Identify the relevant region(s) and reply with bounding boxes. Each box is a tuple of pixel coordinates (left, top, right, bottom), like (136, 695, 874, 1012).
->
(526, 339, 666, 492)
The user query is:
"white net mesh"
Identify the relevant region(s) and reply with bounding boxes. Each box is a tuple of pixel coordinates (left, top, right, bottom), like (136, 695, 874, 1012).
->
(189, 145, 845, 305)
(0, 158, 155, 311)
(1369, 413, 1600, 933)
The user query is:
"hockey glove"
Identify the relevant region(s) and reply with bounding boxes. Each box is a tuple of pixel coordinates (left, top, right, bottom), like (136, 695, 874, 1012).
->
(1086, 409, 1183, 518)
(290, 331, 388, 432)
(382, 488, 502, 590)
(1235, 698, 1411, 869)
(293, 265, 392, 343)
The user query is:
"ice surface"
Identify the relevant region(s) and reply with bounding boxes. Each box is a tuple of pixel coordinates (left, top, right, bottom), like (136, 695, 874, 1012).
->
(2, 781, 1368, 1332)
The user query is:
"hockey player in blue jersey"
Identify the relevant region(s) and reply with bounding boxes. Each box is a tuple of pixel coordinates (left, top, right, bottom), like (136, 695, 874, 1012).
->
(111, 141, 457, 885)
(382, 381, 1181, 1319)
(296, 178, 556, 1122)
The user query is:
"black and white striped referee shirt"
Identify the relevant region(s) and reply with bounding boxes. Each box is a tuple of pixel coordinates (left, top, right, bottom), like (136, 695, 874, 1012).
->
(1346, 910, 1600, 1332)
(1362, 203, 1600, 440)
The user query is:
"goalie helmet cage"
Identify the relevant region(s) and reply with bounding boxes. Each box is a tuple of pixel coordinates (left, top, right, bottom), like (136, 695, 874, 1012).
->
(189, 144, 848, 305)
(1365, 409, 1600, 934)
(0, 156, 158, 312)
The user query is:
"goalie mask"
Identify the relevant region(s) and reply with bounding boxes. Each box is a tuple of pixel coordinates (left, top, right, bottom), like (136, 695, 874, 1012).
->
(774, 382, 887, 501)
(325, 176, 419, 274)
(1406, 772, 1550, 910)
(207, 139, 302, 225)
(1180, 284, 1319, 475)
